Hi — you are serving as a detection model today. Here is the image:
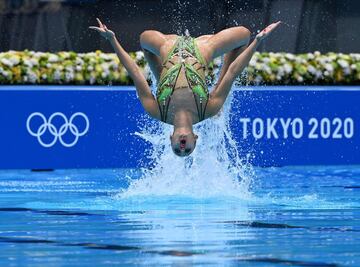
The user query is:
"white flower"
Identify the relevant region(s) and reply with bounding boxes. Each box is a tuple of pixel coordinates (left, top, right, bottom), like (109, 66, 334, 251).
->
(351, 54, 360, 60)
(249, 58, 257, 67)
(76, 65, 82, 71)
(325, 63, 334, 73)
(34, 52, 44, 58)
(315, 71, 323, 79)
(26, 70, 37, 83)
(263, 65, 272, 74)
(65, 72, 74, 82)
(65, 66, 74, 72)
(76, 58, 84, 65)
(48, 54, 59, 63)
(100, 53, 112, 60)
(307, 65, 316, 75)
(87, 65, 94, 71)
(30, 58, 38, 66)
(1, 58, 13, 67)
(254, 75, 263, 84)
(296, 76, 304, 82)
(135, 51, 144, 61)
(9, 56, 20, 65)
(89, 74, 96, 85)
(343, 67, 351, 75)
(101, 63, 110, 71)
(277, 66, 285, 76)
(314, 51, 321, 56)
(110, 62, 118, 70)
(42, 74, 47, 79)
(46, 63, 52, 68)
(329, 54, 337, 61)
(283, 64, 293, 74)
(285, 53, 295, 60)
(54, 70, 62, 81)
(338, 60, 351, 75)
(307, 53, 315, 60)
(338, 59, 349, 68)
(101, 72, 108, 78)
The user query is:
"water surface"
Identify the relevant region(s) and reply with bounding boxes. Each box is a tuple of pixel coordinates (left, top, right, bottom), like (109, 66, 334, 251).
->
(0, 166, 359, 266)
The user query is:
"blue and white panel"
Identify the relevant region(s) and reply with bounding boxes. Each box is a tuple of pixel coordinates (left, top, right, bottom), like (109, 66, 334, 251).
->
(0, 86, 358, 169)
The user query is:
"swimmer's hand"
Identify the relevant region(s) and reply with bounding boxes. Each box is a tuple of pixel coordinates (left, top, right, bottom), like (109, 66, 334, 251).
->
(89, 18, 115, 41)
(256, 21, 281, 41)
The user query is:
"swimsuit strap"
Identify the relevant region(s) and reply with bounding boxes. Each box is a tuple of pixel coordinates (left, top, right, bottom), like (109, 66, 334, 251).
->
(157, 63, 182, 122)
(184, 63, 209, 122)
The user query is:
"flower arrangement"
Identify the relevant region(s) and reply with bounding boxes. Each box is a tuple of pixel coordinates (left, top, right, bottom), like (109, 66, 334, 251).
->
(247, 52, 360, 85)
(0, 50, 359, 85)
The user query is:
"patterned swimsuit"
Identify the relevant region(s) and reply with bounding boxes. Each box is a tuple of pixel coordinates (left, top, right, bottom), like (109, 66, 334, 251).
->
(156, 36, 209, 123)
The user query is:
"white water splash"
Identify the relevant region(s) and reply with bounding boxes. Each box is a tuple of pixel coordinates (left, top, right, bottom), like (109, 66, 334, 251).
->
(117, 56, 254, 199)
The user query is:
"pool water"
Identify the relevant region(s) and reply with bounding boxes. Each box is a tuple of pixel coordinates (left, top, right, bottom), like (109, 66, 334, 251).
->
(0, 166, 359, 266)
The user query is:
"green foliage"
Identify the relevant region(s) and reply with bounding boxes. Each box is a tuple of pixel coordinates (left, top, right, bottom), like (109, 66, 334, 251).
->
(0, 50, 359, 85)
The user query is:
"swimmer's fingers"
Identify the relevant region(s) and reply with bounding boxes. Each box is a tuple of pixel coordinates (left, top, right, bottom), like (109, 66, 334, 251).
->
(96, 18, 104, 28)
(89, 26, 104, 33)
(256, 21, 282, 41)
(265, 21, 281, 33)
(89, 26, 115, 40)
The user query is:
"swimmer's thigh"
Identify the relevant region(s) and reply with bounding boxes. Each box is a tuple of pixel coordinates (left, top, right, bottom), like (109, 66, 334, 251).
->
(140, 30, 168, 56)
(204, 26, 251, 60)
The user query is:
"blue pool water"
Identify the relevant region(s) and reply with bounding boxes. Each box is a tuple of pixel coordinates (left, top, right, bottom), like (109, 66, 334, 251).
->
(0, 166, 359, 266)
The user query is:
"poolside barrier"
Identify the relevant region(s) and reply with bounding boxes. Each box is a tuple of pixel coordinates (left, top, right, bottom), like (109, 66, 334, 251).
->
(0, 86, 359, 169)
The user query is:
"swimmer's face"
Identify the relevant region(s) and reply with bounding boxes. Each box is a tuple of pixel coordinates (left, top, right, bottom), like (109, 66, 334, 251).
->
(170, 130, 198, 157)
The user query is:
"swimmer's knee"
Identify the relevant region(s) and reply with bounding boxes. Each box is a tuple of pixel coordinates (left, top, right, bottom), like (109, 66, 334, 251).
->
(140, 30, 154, 45)
(140, 30, 166, 50)
(237, 26, 251, 45)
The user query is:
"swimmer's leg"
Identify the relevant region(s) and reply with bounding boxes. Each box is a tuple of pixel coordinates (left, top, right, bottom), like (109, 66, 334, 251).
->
(140, 30, 168, 81)
(143, 50, 162, 82)
(214, 45, 248, 90)
(198, 26, 251, 62)
(211, 45, 248, 117)
(140, 30, 167, 56)
(206, 38, 261, 117)
(197, 29, 249, 90)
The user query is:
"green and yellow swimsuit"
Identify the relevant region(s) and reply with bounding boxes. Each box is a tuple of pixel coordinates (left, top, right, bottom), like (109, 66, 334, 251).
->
(156, 36, 209, 123)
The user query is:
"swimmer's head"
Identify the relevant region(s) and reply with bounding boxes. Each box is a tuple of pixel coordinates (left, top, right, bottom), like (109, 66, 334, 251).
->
(170, 127, 198, 157)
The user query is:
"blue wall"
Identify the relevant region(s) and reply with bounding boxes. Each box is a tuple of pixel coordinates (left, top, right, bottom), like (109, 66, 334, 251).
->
(0, 86, 359, 169)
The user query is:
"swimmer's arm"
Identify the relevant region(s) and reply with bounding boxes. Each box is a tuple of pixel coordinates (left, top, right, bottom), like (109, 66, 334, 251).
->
(207, 22, 281, 116)
(206, 38, 260, 116)
(110, 38, 160, 118)
(90, 19, 160, 118)
(212, 45, 248, 92)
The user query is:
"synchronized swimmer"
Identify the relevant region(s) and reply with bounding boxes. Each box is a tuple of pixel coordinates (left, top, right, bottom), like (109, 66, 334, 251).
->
(90, 19, 281, 156)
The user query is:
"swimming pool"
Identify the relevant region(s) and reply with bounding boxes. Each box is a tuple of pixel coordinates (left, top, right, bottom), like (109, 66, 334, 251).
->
(0, 166, 359, 266)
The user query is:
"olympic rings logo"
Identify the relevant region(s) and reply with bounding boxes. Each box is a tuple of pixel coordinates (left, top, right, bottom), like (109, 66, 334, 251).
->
(26, 112, 89, 148)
